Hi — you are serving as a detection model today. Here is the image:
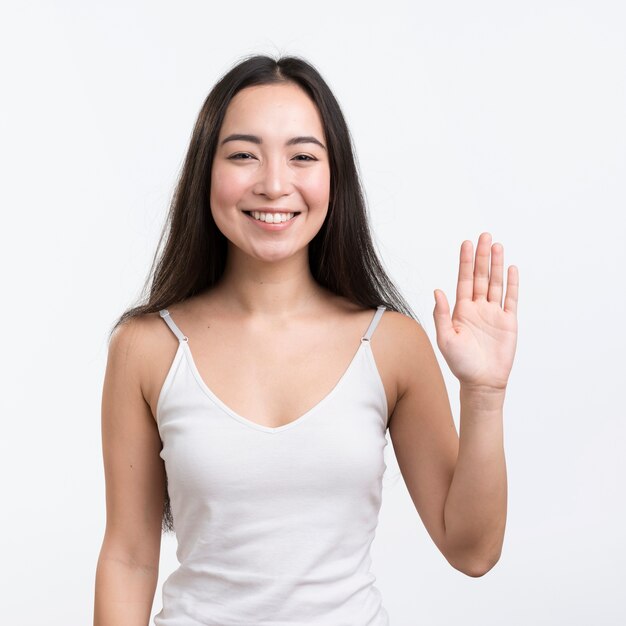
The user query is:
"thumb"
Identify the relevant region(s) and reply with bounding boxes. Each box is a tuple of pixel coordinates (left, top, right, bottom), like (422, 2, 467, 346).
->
(433, 289, 454, 338)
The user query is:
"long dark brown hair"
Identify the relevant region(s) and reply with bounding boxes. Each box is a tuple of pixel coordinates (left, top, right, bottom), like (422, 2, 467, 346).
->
(108, 53, 420, 534)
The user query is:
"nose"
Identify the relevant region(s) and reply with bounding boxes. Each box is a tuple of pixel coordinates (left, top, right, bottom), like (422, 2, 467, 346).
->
(253, 157, 293, 200)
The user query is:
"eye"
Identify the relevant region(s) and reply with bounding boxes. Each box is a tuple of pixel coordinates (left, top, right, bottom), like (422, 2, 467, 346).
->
(293, 155, 316, 162)
(228, 152, 255, 160)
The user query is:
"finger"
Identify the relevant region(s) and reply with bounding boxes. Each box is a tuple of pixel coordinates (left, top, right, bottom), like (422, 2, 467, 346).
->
(503, 265, 519, 316)
(456, 240, 475, 303)
(473, 232, 492, 300)
(488, 242, 504, 307)
(433, 289, 454, 339)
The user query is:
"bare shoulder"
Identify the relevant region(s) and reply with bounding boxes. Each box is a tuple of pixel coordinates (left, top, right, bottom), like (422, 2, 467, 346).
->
(108, 309, 178, 415)
(107, 314, 150, 387)
(375, 309, 435, 402)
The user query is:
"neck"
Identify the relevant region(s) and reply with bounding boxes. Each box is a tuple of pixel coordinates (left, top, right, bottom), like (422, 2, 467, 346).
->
(212, 245, 326, 318)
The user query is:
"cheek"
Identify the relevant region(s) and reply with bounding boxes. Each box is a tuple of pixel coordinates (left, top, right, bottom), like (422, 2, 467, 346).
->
(302, 167, 331, 205)
(210, 163, 248, 208)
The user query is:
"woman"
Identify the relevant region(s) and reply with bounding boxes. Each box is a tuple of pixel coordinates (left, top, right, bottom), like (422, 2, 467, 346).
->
(94, 54, 519, 625)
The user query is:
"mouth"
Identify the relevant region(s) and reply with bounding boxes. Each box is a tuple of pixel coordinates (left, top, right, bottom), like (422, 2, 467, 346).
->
(242, 210, 301, 223)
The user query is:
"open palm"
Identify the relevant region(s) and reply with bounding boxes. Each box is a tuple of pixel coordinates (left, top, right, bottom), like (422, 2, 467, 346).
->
(433, 232, 519, 390)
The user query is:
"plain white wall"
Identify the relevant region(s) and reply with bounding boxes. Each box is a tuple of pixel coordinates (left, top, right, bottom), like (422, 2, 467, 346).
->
(1, 1, 624, 624)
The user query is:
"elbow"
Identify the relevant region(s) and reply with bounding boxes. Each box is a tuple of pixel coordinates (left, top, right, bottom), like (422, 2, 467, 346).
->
(447, 550, 502, 578)
(460, 558, 498, 578)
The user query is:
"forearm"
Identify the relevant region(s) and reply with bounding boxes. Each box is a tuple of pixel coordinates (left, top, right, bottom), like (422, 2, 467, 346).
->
(94, 552, 158, 626)
(443, 385, 508, 576)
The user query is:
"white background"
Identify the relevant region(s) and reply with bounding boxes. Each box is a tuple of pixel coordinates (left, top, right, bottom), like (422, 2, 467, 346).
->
(1, 1, 624, 624)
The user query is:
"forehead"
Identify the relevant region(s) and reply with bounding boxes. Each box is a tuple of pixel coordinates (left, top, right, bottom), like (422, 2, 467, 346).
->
(219, 83, 325, 138)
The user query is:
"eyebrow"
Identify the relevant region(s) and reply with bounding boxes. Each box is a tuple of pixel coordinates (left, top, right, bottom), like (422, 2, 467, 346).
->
(220, 133, 327, 151)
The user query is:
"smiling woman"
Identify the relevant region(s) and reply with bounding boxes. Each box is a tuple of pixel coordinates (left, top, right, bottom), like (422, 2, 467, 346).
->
(95, 53, 422, 626)
(93, 52, 516, 626)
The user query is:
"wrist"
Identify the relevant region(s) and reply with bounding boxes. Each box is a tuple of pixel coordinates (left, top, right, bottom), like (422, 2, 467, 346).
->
(460, 383, 506, 411)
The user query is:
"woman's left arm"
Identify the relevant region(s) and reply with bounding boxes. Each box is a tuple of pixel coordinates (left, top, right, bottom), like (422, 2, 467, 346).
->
(433, 232, 519, 575)
(387, 232, 518, 577)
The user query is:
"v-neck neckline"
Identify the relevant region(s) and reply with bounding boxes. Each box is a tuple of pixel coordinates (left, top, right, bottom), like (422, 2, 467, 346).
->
(181, 339, 370, 434)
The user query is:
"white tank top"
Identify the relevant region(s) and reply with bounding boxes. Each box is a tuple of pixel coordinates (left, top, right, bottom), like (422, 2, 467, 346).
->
(153, 306, 390, 625)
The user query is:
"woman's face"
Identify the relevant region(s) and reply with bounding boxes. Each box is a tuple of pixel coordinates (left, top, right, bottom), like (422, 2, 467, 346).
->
(210, 82, 331, 263)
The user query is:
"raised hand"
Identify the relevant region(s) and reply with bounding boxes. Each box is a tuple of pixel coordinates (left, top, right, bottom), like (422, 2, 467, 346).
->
(432, 232, 519, 391)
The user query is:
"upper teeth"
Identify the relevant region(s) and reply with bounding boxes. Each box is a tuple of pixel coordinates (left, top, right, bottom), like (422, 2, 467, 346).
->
(250, 211, 296, 223)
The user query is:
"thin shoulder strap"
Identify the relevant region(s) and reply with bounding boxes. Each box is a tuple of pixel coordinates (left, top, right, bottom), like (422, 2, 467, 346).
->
(361, 305, 386, 342)
(159, 309, 188, 343)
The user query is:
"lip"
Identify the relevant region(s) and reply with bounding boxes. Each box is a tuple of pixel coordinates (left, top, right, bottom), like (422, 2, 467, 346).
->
(242, 208, 301, 214)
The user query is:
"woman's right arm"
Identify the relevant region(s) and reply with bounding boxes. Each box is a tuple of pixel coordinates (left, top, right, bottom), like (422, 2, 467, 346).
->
(94, 318, 166, 626)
